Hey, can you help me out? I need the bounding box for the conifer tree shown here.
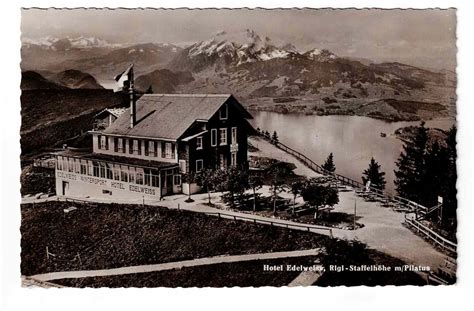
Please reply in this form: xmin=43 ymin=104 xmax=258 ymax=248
xmin=362 ymin=158 xmax=386 ymax=190
xmin=394 ymin=122 xmax=429 ymax=203
xmin=271 ymin=131 xmax=279 ymax=144
xmin=322 ymin=153 xmax=336 ymax=173
xmin=441 ymin=125 xmax=457 ymax=226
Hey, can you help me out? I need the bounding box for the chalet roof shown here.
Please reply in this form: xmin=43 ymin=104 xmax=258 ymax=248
xmin=103 ymin=94 xmax=252 ymax=140
xmin=95 ymin=107 xmax=127 ymax=118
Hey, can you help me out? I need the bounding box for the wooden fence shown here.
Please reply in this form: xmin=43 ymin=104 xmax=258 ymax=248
xmin=202 ymin=210 xmax=334 ymax=237
xmin=258 ymin=134 xmax=458 ymax=254
xmin=262 ymin=135 xmax=429 ymax=214
xmin=61 ymin=197 xmax=334 ymax=237
xmin=404 ymin=217 xmax=457 ymax=254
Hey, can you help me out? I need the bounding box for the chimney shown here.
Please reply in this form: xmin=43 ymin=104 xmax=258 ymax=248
xmin=129 ymin=87 xmax=136 ymax=128
xmin=129 ymin=66 xmax=136 ymax=128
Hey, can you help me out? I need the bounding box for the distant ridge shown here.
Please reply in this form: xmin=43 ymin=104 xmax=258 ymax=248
xmin=21 ymin=71 xmax=67 ymax=90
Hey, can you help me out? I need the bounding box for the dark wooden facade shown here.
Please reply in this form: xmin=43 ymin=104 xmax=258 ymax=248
xmin=178 ymin=97 xmax=251 ymax=174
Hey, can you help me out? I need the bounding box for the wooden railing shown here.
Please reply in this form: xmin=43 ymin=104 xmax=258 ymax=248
xmin=404 ymin=217 xmax=457 ymax=254
xmin=261 ymin=134 xmax=458 ymax=255
xmin=59 ymin=197 xmax=334 ymax=237
xmin=260 ymin=134 xmax=429 ymax=214
xmin=202 ymin=210 xmax=334 ymax=237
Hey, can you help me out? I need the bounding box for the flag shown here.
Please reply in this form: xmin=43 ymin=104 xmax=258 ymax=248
xmin=113 ymin=64 xmax=134 ymax=92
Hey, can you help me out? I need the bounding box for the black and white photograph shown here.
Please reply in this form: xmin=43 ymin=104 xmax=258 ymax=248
xmin=12 ymin=6 xmax=462 ymax=289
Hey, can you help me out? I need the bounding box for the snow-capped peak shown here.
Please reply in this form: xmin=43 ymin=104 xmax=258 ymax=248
xmin=187 ymin=29 xmax=294 ymax=64
xmin=22 ymin=36 xmax=121 ymax=49
xmin=183 ymin=30 xmax=338 ymax=67
xmin=304 ymin=48 xmax=337 ymax=62
xmin=281 ymin=43 xmax=300 ymax=54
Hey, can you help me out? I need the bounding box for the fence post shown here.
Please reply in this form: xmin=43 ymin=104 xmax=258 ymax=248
xmin=77 ymin=252 xmax=82 ymax=266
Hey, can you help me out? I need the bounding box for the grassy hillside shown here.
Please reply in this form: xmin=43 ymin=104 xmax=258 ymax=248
xmin=20 ymin=89 xmax=128 ymax=155
xmin=21 ymin=201 xmax=329 ymax=276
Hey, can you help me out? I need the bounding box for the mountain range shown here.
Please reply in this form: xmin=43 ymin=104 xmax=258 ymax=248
xmin=21 ymin=69 xmax=103 ymax=90
xmin=21 ymin=30 xmax=456 ymax=121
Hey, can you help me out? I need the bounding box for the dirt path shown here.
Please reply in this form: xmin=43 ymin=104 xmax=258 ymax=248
xmin=29 ymin=249 xmax=321 ymax=282
xmin=249 ymin=136 xmax=321 ymax=177
xmin=288 ymin=258 xmax=324 ymax=286
xmin=22 ymin=136 xmax=448 ymax=272
xmin=250 ymin=136 xmax=448 ymax=270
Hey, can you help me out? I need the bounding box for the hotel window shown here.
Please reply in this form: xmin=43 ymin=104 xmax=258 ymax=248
xmin=117 ymin=138 xmax=124 ymax=153
xmin=68 ymin=158 xmax=74 ymax=173
xmin=220 ymin=104 xmax=228 ymax=120
xmin=57 ymin=156 xmax=62 ymax=170
xmin=136 ymin=169 xmax=144 ymax=185
xmin=114 ymin=165 xmax=120 ymax=181
xmin=151 ymin=171 xmax=160 ymax=187
xmin=75 ymin=159 xmax=81 ymax=173
xmin=128 ymin=167 xmax=135 ymax=184
xmin=231 ymin=152 xmax=237 ymax=167
xmin=171 ymin=143 xmax=176 ymax=159
xmin=211 ymin=129 xmax=217 ymax=146
xmin=220 ymin=128 xmax=227 ymax=145
xmin=99 ymin=135 xmax=108 ymax=150
xmin=196 ymin=136 xmax=203 ymax=150
xmin=231 ymin=127 xmax=237 ymax=144
xmin=196 ymin=159 xmax=203 ymax=172
xmin=144 ymin=169 xmax=151 ymax=186
xmin=93 ymin=162 xmax=100 ymax=177
xmin=132 ymin=139 xmax=140 ymax=155
xmin=161 ymin=142 xmax=166 ymax=158
xmin=99 ymin=163 xmax=106 ymax=178
xmin=129 ymin=139 xmax=133 ymax=154
xmin=88 ymin=161 xmax=93 ymax=176
xmin=148 ymin=141 xmax=156 ymax=157
xmin=174 ymin=175 xmax=181 ymax=186
xmin=80 ymin=161 xmax=87 ymax=175
xmin=120 ymin=166 xmax=129 ymax=182
xmin=165 ymin=142 xmax=172 ymax=158
xmin=106 ymin=164 xmax=113 ymax=179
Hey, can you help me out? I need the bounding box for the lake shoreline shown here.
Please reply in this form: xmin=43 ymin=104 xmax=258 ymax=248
xmin=244 ymin=96 xmax=453 ymax=123
xmin=250 ymin=111 xmax=455 ymax=193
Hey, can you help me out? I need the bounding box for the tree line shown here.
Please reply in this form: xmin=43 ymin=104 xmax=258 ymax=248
xmin=183 ymin=162 xmax=339 ymax=222
xmin=394 ymin=122 xmax=457 ymax=229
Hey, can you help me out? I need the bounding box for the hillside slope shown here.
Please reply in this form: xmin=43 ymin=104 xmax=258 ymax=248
xmin=48 ymin=69 xmax=104 ymax=89
xmin=20 ymin=89 xmax=128 ymax=154
xmin=20 ymin=71 xmax=67 ymax=90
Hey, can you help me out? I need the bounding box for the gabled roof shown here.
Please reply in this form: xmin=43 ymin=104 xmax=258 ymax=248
xmin=103 ymin=94 xmax=252 ymax=140
xmin=95 ymin=107 xmax=127 ymax=118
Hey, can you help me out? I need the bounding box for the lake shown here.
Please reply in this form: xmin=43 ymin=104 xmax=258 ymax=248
xmin=250 ymin=111 xmax=455 ymax=194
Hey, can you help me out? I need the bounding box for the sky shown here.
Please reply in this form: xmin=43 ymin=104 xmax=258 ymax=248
xmin=21 ymin=8 xmax=457 ymax=71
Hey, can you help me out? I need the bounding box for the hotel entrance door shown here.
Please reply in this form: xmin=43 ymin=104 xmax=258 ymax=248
xmin=166 ymin=174 xmax=173 ymax=195
xmin=62 ymin=181 xmax=69 ymax=196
